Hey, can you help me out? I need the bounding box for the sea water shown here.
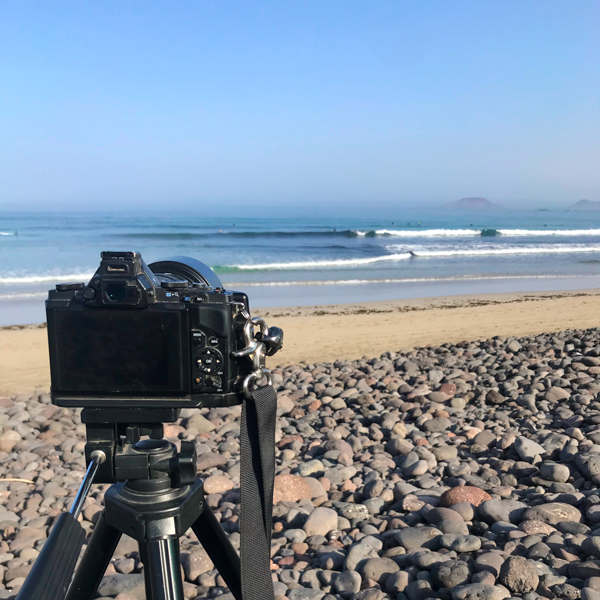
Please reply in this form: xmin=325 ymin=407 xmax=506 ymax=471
xmin=1 ymin=206 xmax=600 ymax=325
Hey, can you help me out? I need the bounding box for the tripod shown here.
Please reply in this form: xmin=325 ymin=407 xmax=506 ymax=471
xmin=18 ymin=408 xmax=251 ymax=600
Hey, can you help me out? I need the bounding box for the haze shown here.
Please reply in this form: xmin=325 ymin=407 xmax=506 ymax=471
xmin=1 ymin=1 xmax=599 ymax=210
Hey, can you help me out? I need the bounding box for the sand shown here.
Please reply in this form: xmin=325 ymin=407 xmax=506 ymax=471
xmin=1 ymin=288 xmax=600 ymax=395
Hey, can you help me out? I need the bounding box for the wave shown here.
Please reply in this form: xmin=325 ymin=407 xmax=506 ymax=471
xmin=0 ymin=272 xmax=94 ymax=284
xmin=0 ymin=232 xmax=16 ymax=236
xmin=113 ymin=227 xmax=600 ymax=240
xmin=219 ymin=244 xmax=600 ymax=271
xmin=116 ymin=230 xmax=362 ymax=240
xmin=2 ymin=274 xmax=598 ymax=299
xmin=230 ymin=274 xmax=600 ymax=286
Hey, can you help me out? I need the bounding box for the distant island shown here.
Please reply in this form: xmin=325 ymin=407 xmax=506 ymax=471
xmin=567 ymin=199 xmax=600 ymax=212
xmin=448 ymin=197 xmax=503 ymax=210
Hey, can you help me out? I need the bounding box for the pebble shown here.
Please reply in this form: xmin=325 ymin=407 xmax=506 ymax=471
xmin=9 ymin=329 xmax=600 ymax=599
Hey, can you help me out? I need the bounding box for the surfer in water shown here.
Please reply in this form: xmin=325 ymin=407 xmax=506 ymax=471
xmin=408 ymin=250 xmax=417 ymax=257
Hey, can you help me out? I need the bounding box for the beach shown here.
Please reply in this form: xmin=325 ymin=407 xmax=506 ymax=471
xmin=2 ymin=288 xmax=599 ymax=395
xmin=4 ymin=291 xmax=600 ymax=598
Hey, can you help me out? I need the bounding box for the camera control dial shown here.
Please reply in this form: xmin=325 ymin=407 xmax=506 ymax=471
xmin=196 ymin=348 xmax=223 ymax=375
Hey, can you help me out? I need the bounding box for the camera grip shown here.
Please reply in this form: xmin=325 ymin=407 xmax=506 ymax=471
xmin=17 ymin=512 xmax=85 ymax=600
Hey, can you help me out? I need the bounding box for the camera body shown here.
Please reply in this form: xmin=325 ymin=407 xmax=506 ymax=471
xmin=47 ymin=251 xmax=252 ymax=408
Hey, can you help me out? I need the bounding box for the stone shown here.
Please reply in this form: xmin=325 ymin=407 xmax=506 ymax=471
xmin=333 ymin=570 xmax=361 ymax=595
xmin=452 ymin=584 xmax=510 ymax=600
xmin=515 ymin=437 xmax=546 ymax=461
xmin=303 ymin=507 xmax=338 ymax=537
xmin=522 ymin=502 xmax=581 ymax=525
xmin=539 ymin=462 xmax=570 ymax=483
xmin=187 ymin=414 xmax=215 ymax=433
xmin=498 ymin=556 xmax=540 ymax=594
xmin=273 ymin=474 xmax=313 ymax=503
xmin=546 ymin=386 xmax=570 ymax=401
xmin=440 ymin=534 xmax=481 ymax=553
xmin=97 ymin=574 xmax=145 ymax=599
xmin=396 ymin=526 xmax=442 ymax=551
xmin=486 ymin=390 xmax=506 ymax=405
xmin=203 ymin=475 xmax=234 ymax=495
xmin=180 ymin=549 xmax=214 ymax=581
xmin=478 ymin=500 xmax=527 ymax=524
xmin=440 ymin=486 xmax=492 ymax=507
xmin=432 ymin=560 xmax=471 ymax=589
xmin=362 ymin=557 xmax=400 ymax=584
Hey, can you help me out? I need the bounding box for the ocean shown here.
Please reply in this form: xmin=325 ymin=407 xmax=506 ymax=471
xmin=1 ymin=206 xmax=600 ymax=326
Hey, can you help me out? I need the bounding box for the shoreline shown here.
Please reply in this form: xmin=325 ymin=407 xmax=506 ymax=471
xmin=3 ymin=273 xmax=600 ymax=328
xmin=1 ymin=288 xmax=600 ymax=395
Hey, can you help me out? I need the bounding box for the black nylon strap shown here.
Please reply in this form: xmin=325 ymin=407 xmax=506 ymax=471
xmin=239 ymin=384 xmax=277 ymax=600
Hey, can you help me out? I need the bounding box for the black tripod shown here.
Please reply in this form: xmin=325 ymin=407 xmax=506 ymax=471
xmin=17 ymin=408 xmax=252 ymax=600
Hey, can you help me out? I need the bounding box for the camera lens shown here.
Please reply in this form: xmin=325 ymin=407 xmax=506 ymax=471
xmin=105 ymin=283 xmax=126 ymax=303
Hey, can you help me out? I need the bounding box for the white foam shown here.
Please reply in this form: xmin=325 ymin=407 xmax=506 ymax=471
xmin=229 ymin=244 xmax=600 ymax=270
xmin=231 ymin=253 xmax=413 ymax=270
xmin=353 ymin=228 xmax=600 ymax=238
xmin=498 ymin=229 xmax=600 ymax=236
xmin=371 ymin=229 xmax=480 ymax=237
xmin=0 ymin=232 xmax=15 ymax=236
xmin=230 ymin=274 xmax=600 ymax=286
xmin=414 ymin=245 xmax=600 ymax=258
xmin=0 ymin=272 xmax=94 ymax=284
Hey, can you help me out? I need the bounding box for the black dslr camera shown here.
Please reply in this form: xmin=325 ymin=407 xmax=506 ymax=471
xmin=46 ymin=251 xmax=281 ymax=409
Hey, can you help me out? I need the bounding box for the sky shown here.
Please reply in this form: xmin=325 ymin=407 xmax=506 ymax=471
xmin=1 ymin=1 xmax=599 ymax=210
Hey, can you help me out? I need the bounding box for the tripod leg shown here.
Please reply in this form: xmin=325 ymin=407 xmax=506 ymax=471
xmin=191 ymin=507 xmax=242 ymax=600
xmin=138 ymin=542 xmax=153 ymax=600
xmin=143 ymin=537 xmax=184 ymax=600
xmin=65 ymin=512 xmax=122 ymax=600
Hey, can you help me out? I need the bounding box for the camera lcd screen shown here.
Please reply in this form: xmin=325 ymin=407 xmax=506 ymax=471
xmin=52 ymin=309 xmax=184 ymax=394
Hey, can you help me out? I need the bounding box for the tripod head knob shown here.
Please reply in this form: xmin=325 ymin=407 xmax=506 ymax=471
xmin=177 ymin=441 xmax=197 ymax=485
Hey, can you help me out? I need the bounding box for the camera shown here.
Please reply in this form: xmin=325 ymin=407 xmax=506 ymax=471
xmin=46 ymin=250 xmax=270 ymax=409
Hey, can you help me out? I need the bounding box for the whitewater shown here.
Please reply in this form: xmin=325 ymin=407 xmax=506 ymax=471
xmin=3 ymin=208 xmax=600 ymax=321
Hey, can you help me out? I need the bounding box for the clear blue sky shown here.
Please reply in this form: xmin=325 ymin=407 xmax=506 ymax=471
xmin=1 ymin=1 xmax=599 ymax=209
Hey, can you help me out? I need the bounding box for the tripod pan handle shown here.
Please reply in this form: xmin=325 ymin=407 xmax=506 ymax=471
xmin=17 ymin=512 xmax=86 ymax=600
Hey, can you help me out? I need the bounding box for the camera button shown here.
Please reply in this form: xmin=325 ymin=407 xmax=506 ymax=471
xmin=208 ymin=336 xmax=219 ymax=346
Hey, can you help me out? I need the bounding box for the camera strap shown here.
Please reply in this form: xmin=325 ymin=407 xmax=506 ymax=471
xmin=239 ymin=383 xmax=277 ymax=600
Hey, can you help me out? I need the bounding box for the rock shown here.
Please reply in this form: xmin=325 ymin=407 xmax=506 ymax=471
xmin=432 ymin=561 xmax=471 ymax=588
xmin=203 ymin=475 xmax=234 ymax=495
xmin=334 ymin=570 xmax=361 ymax=595
xmin=386 ymin=570 xmax=412 ymax=594
xmin=303 ymin=507 xmax=338 ymax=537
xmin=546 ymin=386 xmax=570 ymax=401
xmin=519 ymin=520 xmax=556 ymax=535
xmin=273 ymin=474 xmax=313 ymax=503
xmin=577 ymin=454 xmax=600 ymax=483
xmin=344 ymin=542 xmax=379 ymax=571
xmin=362 ymin=557 xmax=400 ymax=584
xmin=474 ymin=553 xmax=505 ymax=577
xmin=539 ymin=462 xmax=570 ymax=483
xmin=440 ymin=534 xmax=481 ymax=553
xmin=515 ymin=436 xmax=546 ymax=461
xmin=452 ymin=584 xmax=510 ymax=600
xmin=180 ymin=549 xmax=214 ymax=581
xmin=287 ymin=589 xmax=325 ymax=600
xmin=522 ymin=502 xmax=581 ymax=525
xmin=507 ymin=340 xmax=522 ymax=352
xmin=396 ymin=526 xmax=442 ymax=551
xmin=186 ymin=413 xmax=216 ymax=433
xmin=97 ymin=574 xmax=145 ymax=599
xmin=440 ymin=486 xmax=492 ymax=507
xmin=478 ymin=500 xmax=527 ymax=524
xmin=486 ymin=390 xmax=506 ymax=405
xmin=498 ymin=556 xmax=540 ymax=594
